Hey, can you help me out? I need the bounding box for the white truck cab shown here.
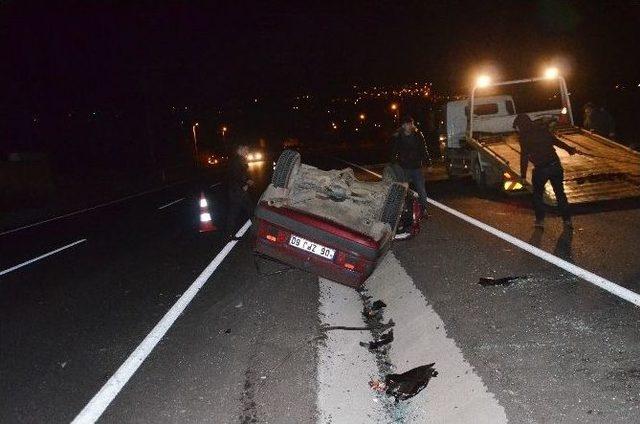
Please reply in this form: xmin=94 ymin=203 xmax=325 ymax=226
xmin=446 ymin=95 xmax=516 ymax=149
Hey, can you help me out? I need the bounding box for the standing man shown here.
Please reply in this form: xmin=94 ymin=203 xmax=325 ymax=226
xmin=225 ymin=143 xmax=254 ymax=239
xmin=391 ymin=115 xmax=429 ymax=213
xmin=583 ymin=102 xmax=616 ymax=138
xmin=513 ymin=114 xmax=577 ymax=229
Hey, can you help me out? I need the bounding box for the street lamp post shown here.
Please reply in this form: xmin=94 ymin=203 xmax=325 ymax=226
xmin=192 ymin=123 xmax=199 ymax=162
xmin=390 ymin=103 xmax=399 ymax=122
xmin=221 ymin=126 xmax=228 ymax=144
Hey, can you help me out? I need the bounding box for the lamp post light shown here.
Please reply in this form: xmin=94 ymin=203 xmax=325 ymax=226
xmin=221 ymin=125 xmax=228 ymax=143
xmin=192 ymin=122 xmax=199 ymax=160
xmin=390 ymin=103 xmax=399 ymax=122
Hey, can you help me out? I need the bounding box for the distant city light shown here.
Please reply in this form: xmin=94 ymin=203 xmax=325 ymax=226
xmin=359 ymin=113 xmax=366 ymax=120
xmin=390 ymin=103 xmax=398 ymax=111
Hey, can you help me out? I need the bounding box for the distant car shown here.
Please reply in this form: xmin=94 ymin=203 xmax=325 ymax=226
xmin=253 ymin=150 xmax=421 ymax=288
xmin=246 ymin=148 xmax=265 ymax=162
xmin=282 ymin=137 xmax=301 ymax=150
xmin=207 ymin=153 xmax=227 ymax=166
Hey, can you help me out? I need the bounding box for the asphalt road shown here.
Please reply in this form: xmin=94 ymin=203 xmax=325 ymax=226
xmin=1 ymin=151 xmax=639 ymax=423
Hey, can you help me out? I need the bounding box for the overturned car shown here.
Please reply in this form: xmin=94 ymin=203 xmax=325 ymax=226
xmin=253 ymin=150 xmax=421 ymax=287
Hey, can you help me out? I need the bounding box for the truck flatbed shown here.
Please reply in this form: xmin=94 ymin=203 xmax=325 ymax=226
xmin=473 ymin=127 xmax=640 ymax=205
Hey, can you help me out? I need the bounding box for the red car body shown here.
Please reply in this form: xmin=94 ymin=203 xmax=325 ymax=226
xmin=254 ymin=202 xmax=394 ymax=288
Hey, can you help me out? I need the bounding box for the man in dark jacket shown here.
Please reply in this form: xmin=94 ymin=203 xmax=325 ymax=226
xmin=391 ymin=115 xmax=430 ymax=212
xmin=583 ymin=102 xmax=615 ymax=138
xmin=513 ymin=114 xmax=577 ymax=229
xmin=225 ymin=143 xmax=254 ymax=238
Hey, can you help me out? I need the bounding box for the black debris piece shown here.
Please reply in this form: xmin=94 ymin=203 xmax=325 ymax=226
xmin=371 ymin=300 xmax=387 ymax=310
xmin=385 ymin=363 xmax=438 ymax=402
xmin=478 ymin=276 xmax=527 ymax=287
xmin=360 ymin=330 xmax=394 ymax=350
xmin=322 ymin=319 xmax=395 ymax=332
xmin=224 ymin=329 xmax=232 ymax=334
xmin=362 ymin=299 xmax=387 ymax=318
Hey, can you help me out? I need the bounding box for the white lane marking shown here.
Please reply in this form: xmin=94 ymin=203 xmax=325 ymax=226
xmin=71 ymin=219 xmax=252 ymax=424
xmin=316 ymin=278 xmax=387 ymax=423
xmin=0 ymin=180 xmax=188 ymax=237
xmin=365 ymin=253 xmax=507 ymax=423
xmin=0 ymin=239 xmax=87 ymax=277
xmin=234 ymin=219 xmax=252 ymax=238
xmin=428 ymin=198 xmax=640 ymax=307
xmin=337 ymin=158 xmax=640 ymax=308
xmin=157 ymin=197 xmax=185 ymax=210
xmin=210 ymin=182 xmax=222 ymax=188
xmin=337 ymin=158 xmax=383 ymax=179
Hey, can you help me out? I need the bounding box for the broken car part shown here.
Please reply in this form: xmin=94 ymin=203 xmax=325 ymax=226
xmin=385 ymin=363 xmax=439 ymax=402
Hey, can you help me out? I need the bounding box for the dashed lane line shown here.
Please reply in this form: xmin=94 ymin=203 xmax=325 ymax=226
xmin=0 ymin=239 xmax=87 ymax=277
xmin=335 ymin=158 xmax=640 ymax=308
xmin=71 ymin=220 xmax=252 ymax=424
xmin=157 ymin=197 xmax=185 ymax=210
xmin=0 ymin=180 xmax=189 ymax=237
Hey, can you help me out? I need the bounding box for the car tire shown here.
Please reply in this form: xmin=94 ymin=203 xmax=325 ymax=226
xmin=272 ymin=150 xmax=300 ymax=189
xmin=382 ymin=163 xmax=405 ymax=183
xmin=380 ymin=183 xmax=406 ymax=229
xmin=473 ymin=159 xmax=488 ymax=189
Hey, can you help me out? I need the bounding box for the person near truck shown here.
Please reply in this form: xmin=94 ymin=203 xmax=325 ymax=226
xmin=583 ymin=102 xmax=615 ymax=138
xmin=225 ymin=142 xmax=254 ymax=239
xmin=391 ymin=115 xmax=430 ymax=214
xmin=513 ymin=113 xmax=577 ymax=229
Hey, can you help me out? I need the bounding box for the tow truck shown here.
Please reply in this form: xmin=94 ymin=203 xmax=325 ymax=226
xmin=444 ymin=69 xmax=640 ymax=204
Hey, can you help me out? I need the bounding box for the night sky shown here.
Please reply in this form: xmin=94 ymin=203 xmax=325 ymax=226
xmin=4 ymin=0 xmax=639 ymax=113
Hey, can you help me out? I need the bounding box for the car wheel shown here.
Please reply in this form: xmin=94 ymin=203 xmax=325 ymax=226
xmin=382 ymin=163 xmax=405 ymax=183
xmin=380 ymin=183 xmax=406 ymax=229
xmin=272 ymin=150 xmax=300 ymax=189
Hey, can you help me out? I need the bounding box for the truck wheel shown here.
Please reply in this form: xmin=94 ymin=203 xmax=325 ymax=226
xmin=472 ymin=159 xmax=488 ymax=189
xmin=272 ymin=150 xmax=300 ymax=189
xmin=381 ymin=183 xmax=406 ymax=229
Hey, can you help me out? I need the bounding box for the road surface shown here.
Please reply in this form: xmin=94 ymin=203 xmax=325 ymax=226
xmin=2 ymin=152 xmax=639 ymax=423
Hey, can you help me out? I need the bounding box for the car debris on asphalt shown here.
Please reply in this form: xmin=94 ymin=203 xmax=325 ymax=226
xmin=320 ymin=319 xmax=395 ymax=332
xmin=360 ymin=329 xmax=394 ymax=350
xmin=362 ymin=299 xmax=387 ymax=318
xmin=478 ymin=275 xmax=528 ymax=287
xmin=384 ymin=363 xmax=439 ymax=402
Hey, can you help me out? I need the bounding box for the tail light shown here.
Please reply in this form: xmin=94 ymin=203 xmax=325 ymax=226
xmin=411 ymin=197 xmax=422 ymax=222
xmin=335 ymin=251 xmax=366 ymax=273
xmin=257 ymin=222 xmax=289 ymax=243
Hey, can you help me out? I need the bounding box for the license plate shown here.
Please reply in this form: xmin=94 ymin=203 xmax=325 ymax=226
xmin=289 ymin=234 xmax=336 ymax=260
